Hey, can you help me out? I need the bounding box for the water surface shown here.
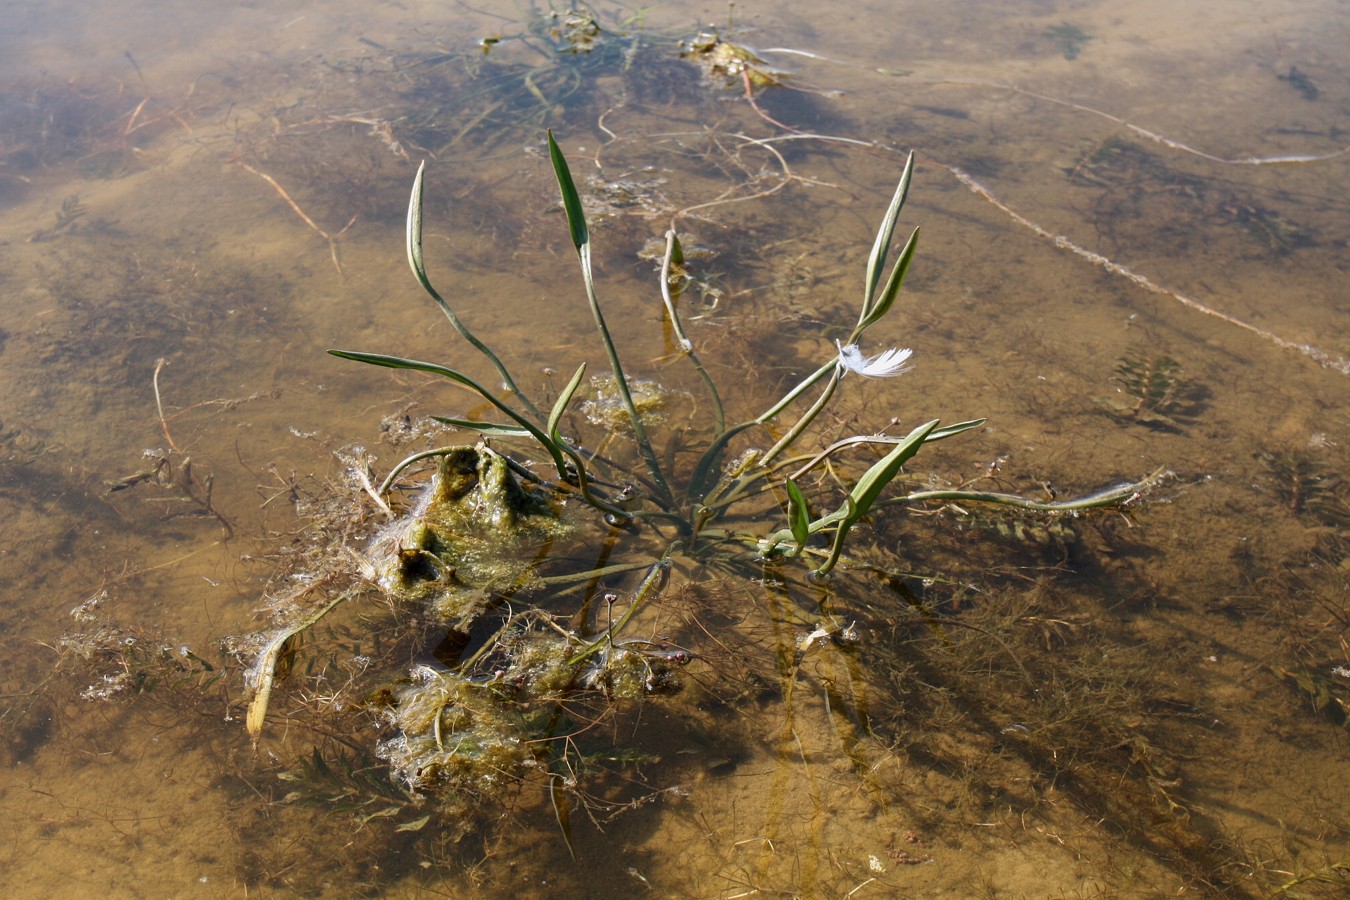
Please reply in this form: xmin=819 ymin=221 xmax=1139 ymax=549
xmin=1 ymin=1 xmax=1347 ymax=896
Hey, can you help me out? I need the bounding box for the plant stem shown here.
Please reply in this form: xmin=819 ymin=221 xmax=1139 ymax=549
xmin=577 ymin=241 xmax=674 ymax=503
xmin=547 ymin=131 xmax=674 ymax=503
xmin=759 ymin=367 xmax=843 ymax=465
xmin=407 ymin=162 xmax=543 ymax=421
xmin=565 ymin=557 xmax=673 ymax=665
xmin=659 ymin=230 xmax=726 ymax=434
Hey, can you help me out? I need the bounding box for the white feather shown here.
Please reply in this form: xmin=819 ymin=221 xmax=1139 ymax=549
xmin=836 ymin=341 xmax=914 ymax=378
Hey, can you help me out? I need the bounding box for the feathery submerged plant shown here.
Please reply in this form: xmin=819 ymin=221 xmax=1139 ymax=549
xmin=244 ymin=131 xmax=1162 ymax=830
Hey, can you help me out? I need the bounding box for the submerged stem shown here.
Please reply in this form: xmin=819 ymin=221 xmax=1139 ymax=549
xmin=565 ymin=557 xmax=673 ymax=665
xmin=659 ymin=230 xmax=726 ymax=435
xmin=759 ymin=367 xmax=843 ymax=465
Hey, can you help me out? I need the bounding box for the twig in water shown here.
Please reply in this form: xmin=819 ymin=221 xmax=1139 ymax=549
xmin=1000 ymin=82 xmax=1350 ymax=166
xmin=239 ymin=162 xmax=355 ymax=277
xmin=741 ymin=68 xmax=801 ymax=134
xmin=756 ymin=49 xmax=1350 ymax=166
xmin=943 ymin=165 xmax=1350 ymax=375
xmin=153 ymin=357 xmax=179 ymax=452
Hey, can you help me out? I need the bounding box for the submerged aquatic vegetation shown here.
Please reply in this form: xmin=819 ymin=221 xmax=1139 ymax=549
xmin=1277 ymin=65 xmax=1321 ymax=102
xmin=26 ymin=193 xmax=86 ymax=243
xmin=1097 ymin=351 xmax=1202 ymax=428
xmin=0 ymin=418 xmax=47 ymax=471
xmin=1043 ymin=23 xmax=1092 ymax=61
xmin=1224 ymin=200 xmax=1318 ymax=256
xmin=1259 ymin=449 xmax=1348 ymax=524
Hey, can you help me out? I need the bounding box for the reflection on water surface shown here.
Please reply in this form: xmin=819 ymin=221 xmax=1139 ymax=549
xmin=1 ymin=1 xmax=1347 ymax=896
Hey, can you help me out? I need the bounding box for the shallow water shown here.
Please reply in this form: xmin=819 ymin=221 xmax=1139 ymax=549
xmin=2 ymin=1 xmax=1347 ymax=896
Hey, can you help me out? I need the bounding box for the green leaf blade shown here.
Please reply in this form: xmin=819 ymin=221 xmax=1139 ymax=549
xmin=428 ymin=417 xmax=533 ymax=439
xmin=547 ymin=130 xmax=589 ymax=252
xmin=547 ymin=362 xmax=588 ymax=442
xmin=328 ymin=349 xmax=571 ymax=481
xmin=809 ymin=418 xmax=940 ymax=576
xmin=862 ymin=151 xmax=915 ymax=316
xmin=922 ymin=418 xmax=986 ymax=442
xmin=406 ymin=160 xmax=431 ymax=289
xmin=845 ymin=418 xmax=941 ymax=522
xmin=856 ymin=226 xmax=919 ymax=336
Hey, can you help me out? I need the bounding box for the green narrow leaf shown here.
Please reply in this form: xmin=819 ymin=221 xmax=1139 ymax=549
xmin=688 ymin=420 xmax=759 ymax=501
xmin=862 ymin=151 xmax=915 ymax=315
xmin=428 ymin=417 xmax=533 ymax=439
xmin=813 ymin=419 xmax=940 ymax=576
xmin=899 ymin=466 xmax=1168 ymax=511
xmin=925 ymin=418 xmax=986 ymax=442
xmin=844 ymin=419 xmax=940 ymax=521
xmin=856 ymin=226 xmax=919 ymax=336
xmin=395 ymin=814 xmax=432 ymax=833
xmin=357 ymin=807 xmax=403 ymax=826
xmin=547 ymin=362 xmax=588 ymax=441
xmin=547 ymin=130 xmax=589 ymax=251
xmin=545 ymin=133 xmax=674 ymax=503
xmin=402 ymin=161 xmax=539 ymax=417
xmin=329 ymin=349 xmax=494 ymax=398
xmin=181 ymin=648 xmax=215 ymax=671
xmin=328 ymin=349 xmax=571 ymax=481
xmin=406 ymin=161 xmax=431 ymax=288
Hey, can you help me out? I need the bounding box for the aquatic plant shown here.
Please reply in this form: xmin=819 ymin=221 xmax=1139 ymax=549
xmin=339 ymin=135 xmax=1152 ymax=565
xmin=243 ymin=132 xmax=1161 ymax=832
xmin=1043 ymin=23 xmax=1092 ymax=61
xmin=1097 ymin=351 xmax=1199 ymax=429
xmin=1260 ymin=449 xmax=1348 ymax=524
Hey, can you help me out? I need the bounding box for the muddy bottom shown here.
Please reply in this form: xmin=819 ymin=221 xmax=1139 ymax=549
xmin=1 ymin=1 xmax=1347 ymax=897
